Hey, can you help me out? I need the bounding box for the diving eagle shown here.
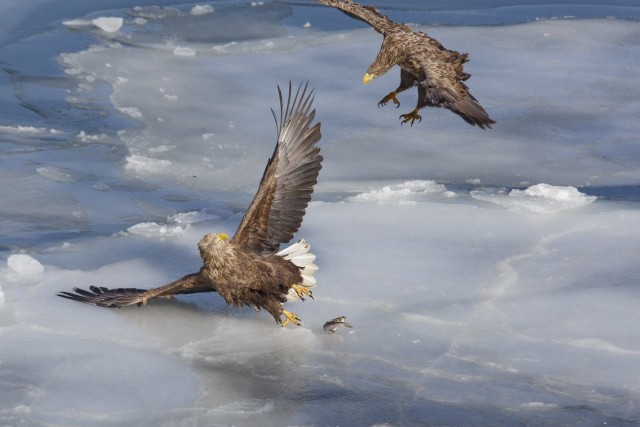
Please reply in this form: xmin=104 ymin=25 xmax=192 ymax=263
xmin=317 ymin=0 xmax=495 ymax=128
xmin=58 ymin=83 xmax=323 ymax=327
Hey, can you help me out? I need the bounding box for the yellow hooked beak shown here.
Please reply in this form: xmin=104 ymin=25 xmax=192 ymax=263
xmin=362 ymin=73 xmax=376 ymax=84
xmin=218 ymin=233 xmax=229 ymax=241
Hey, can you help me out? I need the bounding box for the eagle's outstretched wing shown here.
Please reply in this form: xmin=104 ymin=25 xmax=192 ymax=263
xmin=230 ymin=82 xmax=322 ymax=255
xmin=57 ymin=272 xmax=211 ymax=307
xmin=412 ymin=48 xmax=495 ymax=129
xmin=316 ymin=0 xmax=401 ymax=35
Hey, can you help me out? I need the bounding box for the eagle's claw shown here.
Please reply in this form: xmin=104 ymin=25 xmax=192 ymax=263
xmin=281 ymin=309 xmax=302 ymax=327
xmin=378 ymin=91 xmax=400 ymax=108
xmin=292 ymin=284 xmax=313 ymax=301
xmin=400 ymin=109 xmax=422 ymax=126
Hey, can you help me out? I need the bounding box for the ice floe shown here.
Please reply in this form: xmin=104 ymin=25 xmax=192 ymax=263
xmin=346 ymin=180 xmax=447 ymax=204
xmin=7 ymin=254 xmax=44 ymax=276
xmin=471 ymin=183 xmax=597 ymax=213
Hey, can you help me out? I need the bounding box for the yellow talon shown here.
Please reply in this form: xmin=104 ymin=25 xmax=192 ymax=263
xmin=400 ymin=108 xmax=423 ymax=126
xmin=281 ymin=309 xmax=302 ymax=327
xmin=292 ymin=284 xmax=313 ymax=301
xmin=378 ymin=91 xmax=400 ymax=108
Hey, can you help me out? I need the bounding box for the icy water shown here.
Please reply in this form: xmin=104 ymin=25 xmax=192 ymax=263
xmin=1 ymin=1 xmax=640 ymax=426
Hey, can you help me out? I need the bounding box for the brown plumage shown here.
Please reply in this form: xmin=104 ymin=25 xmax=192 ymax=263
xmin=58 ymin=83 xmax=323 ymax=327
xmin=317 ymin=0 xmax=495 ymax=128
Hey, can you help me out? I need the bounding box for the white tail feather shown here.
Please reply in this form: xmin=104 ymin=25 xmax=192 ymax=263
xmin=301 ymin=263 xmax=318 ymax=275
xmin=289 ymin=253 xmax=316 ymax=267
xmin=277 ymin=239 xmax=309 ymax=257
xmin=302 ymin=275 xmax=316 ymax=287
xmin=278 ymin=239 xmax=318 ymax=302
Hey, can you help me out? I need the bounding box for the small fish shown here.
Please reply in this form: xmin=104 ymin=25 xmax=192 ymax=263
xmin=323 ymin=316 xmax=353 ymax=333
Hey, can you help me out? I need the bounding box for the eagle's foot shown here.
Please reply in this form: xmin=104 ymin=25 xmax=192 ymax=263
xmin=400 ymin=108 xmax=422 ymax=126
xmin=281 ymin=309 xmax=302 ymax=327
xmin=378 ymin=91 xmax=400 ymax=108
xmin=292 ymin=284 xmax=313 ymax=301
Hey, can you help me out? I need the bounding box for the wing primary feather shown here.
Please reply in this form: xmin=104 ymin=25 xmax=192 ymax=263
xmin=231 ymin=81 xmax=323 ymax=255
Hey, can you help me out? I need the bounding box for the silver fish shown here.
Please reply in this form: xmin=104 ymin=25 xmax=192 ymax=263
xmin=323 ymin=316 xmax=353 ymax=333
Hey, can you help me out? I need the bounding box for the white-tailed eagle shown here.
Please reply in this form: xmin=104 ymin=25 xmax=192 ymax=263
xmin=318 ymin=0 xmax=495 ymax=128
xmin=58 ymin=83 xmax=323 ymax=327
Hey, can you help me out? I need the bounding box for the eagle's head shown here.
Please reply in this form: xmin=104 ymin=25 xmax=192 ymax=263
xmin=198 ymin=232 xmax=229 ymax=259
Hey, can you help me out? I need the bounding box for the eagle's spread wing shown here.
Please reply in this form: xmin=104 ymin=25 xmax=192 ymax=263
xmin=57 ymin=272 xmax=211 ymax=307
xmin=316 ymin=0 xmax=401 ymax=35
xmin=412 ymin=44 xmax=495 ymax=129
xmin=231 ymin=83 xmax=322 ymax=255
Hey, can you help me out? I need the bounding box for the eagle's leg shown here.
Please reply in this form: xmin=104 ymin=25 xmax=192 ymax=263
xmin=291 ymin=284 xmax=313 ymax=301
xmin=281 ymin=308 xmax=302 ymax=327
xmin=379 ymin=69 xmax=418 ymax=109
xmin=377 ymin=91 xmax=399 ymax=108
xmin=400 ymin=108 xmax=423 ymax=126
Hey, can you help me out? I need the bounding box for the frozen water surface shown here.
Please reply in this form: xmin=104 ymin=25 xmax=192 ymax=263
xmin=1 ymin=1 xmax=640 ymax=426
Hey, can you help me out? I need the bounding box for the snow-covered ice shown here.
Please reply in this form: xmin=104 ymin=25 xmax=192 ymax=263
xmin=7 ymin=254 xmax=45 ymax=276
xmin=91 ymin=17 xmax=124 ymax=33
xmin=1 ymin=0 xmax=640 ymax=426
xmin=472 ymin=183 xmax=597 ymax=213
xmin=63 ymin=17 xmax=124 ymax=33
xmin=346 ymin=180 xmax=448 ymax=204
xmin=190 ymin=5 xmax=215 ymax=16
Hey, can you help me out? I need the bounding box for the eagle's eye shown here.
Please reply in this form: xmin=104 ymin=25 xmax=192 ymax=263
xmin=218 ymin=233 xmax=229 ymax=241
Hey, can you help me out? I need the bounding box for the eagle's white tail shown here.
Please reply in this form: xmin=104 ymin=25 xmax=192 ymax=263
xmin=277 ymin=239 xmax=318 ymax=302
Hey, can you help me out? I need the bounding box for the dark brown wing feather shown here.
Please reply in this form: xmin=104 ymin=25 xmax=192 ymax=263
xmin=57 ymin=272 xmax=212 ymax=307
xmin=409 ymin=37 xmax=496 ymax=129
xmin=316 ymin=0 xmax=401 ymax=34
xmin=446 ymin=92 xmax=495 ymax=129
xmin=231 ymin=82 xmax=322 ymax=255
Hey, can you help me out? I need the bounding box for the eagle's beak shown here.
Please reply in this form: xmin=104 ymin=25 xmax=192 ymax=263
xmin=362 ymin=73 xmax=376 ymax=84
xmin=219 ymin=233 xmax=229 ymax=241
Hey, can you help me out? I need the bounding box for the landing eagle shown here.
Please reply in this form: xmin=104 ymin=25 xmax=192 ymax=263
xmin=317 ymin=0 xmax=495 ymax=128
xmin=58 ymin=83 xmax=323 ymax=327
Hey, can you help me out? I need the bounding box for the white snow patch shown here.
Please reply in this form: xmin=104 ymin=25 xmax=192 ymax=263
xmin=117 ymin=107 xmax=142 ymax=119
xmin=62 ymin=19 xmax=93 ymax=30
xmin=0 ymin=125 xmax=58 ymax=135
xmin=169 ymin=211 xmax=220 ymax=224
xmin=148 ymin=145 xmax=176 ymax=153
xmin=303 ymin=21 xmax=312 ymax=29
xmin=91 ymin=17 xmax=124 ymax=33
xmin=126 ymin=222 xmax=185 ymax=238
xmin=190 ymin=5 xmax=215 ymax=15
xmin=76 ymin=131 xmax=107 ymax=143
xmin=64 ymin=17 xmax=123 ymax=33
xmin=7 ymin=254 xmax=45 ymax=276
xmin=346 ymin=180 xmax=447 ymax=204
xmin=173 ymin=46 xmax=196 ymax=57
xmin=125 ymin=154 xmax=172 ymax=175
xmin=471 ymin=183 xmax=596 ymax=213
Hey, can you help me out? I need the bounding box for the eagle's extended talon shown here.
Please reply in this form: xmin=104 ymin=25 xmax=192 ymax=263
xmin=281 ymin=309 xmax=302 ymax=327
xmin=400 ymin=109 xmax=422 ymax=126
xmin=292 ymin=284 xmax=313 ymax=301
xmin=378 ymin=91 xmax=400 ymax=108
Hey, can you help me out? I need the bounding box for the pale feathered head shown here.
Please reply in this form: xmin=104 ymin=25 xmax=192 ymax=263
xmin=198 ymin=232 xmax=228 ymax=259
